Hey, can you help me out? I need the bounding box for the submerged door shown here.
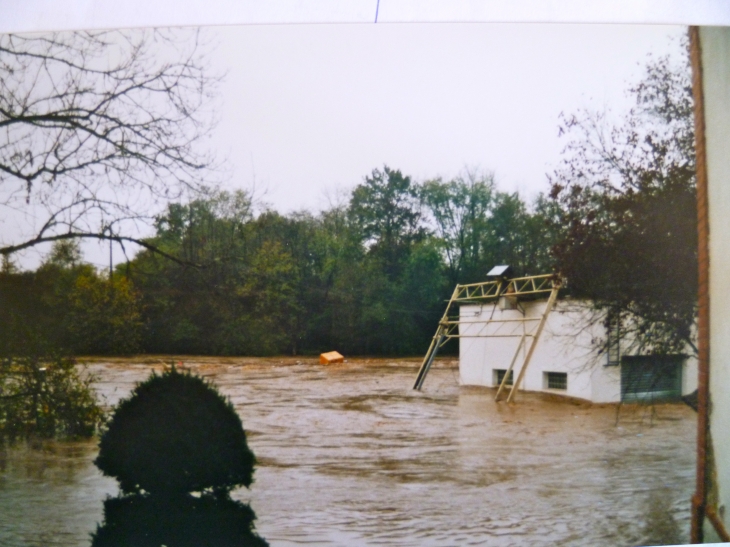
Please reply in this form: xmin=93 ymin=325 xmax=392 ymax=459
xmin=620 ymin=355 xmax=684 ymax=402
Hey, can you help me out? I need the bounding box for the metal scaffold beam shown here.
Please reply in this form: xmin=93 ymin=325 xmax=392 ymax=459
xmin=502 ymin=284 xmax=560 ymax=402
xmin=413 ymin=273 xmax=562 ymax=396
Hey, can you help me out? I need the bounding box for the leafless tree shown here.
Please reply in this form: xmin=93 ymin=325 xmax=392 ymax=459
xmin=0 ymin=28 xmax=221 ymax=262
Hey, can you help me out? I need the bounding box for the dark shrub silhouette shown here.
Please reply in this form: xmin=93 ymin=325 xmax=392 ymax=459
xmin=94 ymin=367 xmax=256 ymax=494
xmin=91 ymin=493 xmax=269 ymax=547
xmin=93 ymin=367 xmax=267 ymax=545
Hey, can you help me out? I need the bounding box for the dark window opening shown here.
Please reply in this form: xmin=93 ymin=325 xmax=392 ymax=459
xmin=606 ymin=317 xmax=620 ymax=366
xmin=620 ymin=355 xmax=683 ymax=402
xmin=546 ymin=371 xmax=568 ymax=390
xmin=494 ymin=369 xmax=513 ymax=386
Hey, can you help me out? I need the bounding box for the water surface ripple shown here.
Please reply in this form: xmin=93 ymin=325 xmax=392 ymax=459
xmin=0 ymin=357 xmax=695 ymax=546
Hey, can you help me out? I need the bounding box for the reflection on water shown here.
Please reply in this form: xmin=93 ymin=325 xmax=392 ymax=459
xmin=91 ymin=494 xmax=268 ymax=547
xmin=0 ymin=439 xmax=117 ymax=546
xmin=0 ymin=358 xmax=695 ymax=546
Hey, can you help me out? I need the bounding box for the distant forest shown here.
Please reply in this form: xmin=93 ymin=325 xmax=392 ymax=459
xmin=0 ymin=167 xmax=559 ymax=357
xmin=0 ymin=32 xmax=696 ymax=361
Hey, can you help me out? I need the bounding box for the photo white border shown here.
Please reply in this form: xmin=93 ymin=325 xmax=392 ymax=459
xmin=1 ymin=0 xmax=729 ymax=34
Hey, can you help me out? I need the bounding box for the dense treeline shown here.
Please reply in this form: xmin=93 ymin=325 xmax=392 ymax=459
xmin=0 ymin=242 xmax=142 ymax=357
xmin=0 ymin=167 xmax=556 ymax=357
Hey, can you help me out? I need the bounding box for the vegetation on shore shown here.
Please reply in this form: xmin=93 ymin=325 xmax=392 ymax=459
xmin=0 ymin=354 xmax=104 ymax=440
xmin=1 ymin=171 xmax=555 ymax=358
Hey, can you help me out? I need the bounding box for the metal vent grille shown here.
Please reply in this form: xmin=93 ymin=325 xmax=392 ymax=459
xmin=620 ymin=355 xmax=683 ymax=402
xmin=494 ymin=369 xmax=513 ymax=386
xmin=607 ymin=318 xmax=621 ymax=366
xmin=546 ymin=372 xmax=567 ymax=390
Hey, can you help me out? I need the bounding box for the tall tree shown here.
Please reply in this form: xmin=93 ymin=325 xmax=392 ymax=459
xmin=348 ymin=166 xmax=423 ymax=278
xmin=421 ymin=170 xmax=556 ymax=285
xmin=130 ymin=191 xmax=253 ymax=355
xmin=0 ymin=29 xmax=220 ymax=260
xmin=420 ymin=169 xmax=495 ymax=285
xmin=549 ymin=41 xmax=696 ymax=355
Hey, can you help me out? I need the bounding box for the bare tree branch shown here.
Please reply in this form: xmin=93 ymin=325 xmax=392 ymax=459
xmin=1 ymin=232 xmax=195 ymax=267
xmin=0 ymin=28 xmax=222 ymax=261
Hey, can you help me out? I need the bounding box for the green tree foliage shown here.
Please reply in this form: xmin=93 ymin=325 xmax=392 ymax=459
xmin=421 ymin=169 xmax=557 ymax=285
xmin=349 ymin=166 xmax=424 ymax=278
xmin=131 ymin=193 xmax=310 ymax=355
xmin=0 ymin=355 xmax=104 ymax=439
xmin=153 ymin=190 xmax=253 ymax=265
xmin=47 ymin=240 xmax=83 ymax=269
xmin=2 ymin=170 xmax=558 ymax=358
xmin=66 ymin=274 xmax=143 ymax=355
xmin=0 ymin=241 xmax=143 ymax=356
xmin=420 ymin=169 xmax=495 ymax=285
xmin=549 ymin=43 xmax=696 ymax=355
xmin=482 ymin=191 xmax=543 ymax=277
xmin=0 ymin=242 xmax=110 ymax=440
xmin=235 ymin=239 xmax=301 ymax=354
xmin=333 ymin=167 xmax=453 ymax=354
xmin=0 ymin=267 xmax=63 ymax=355
xmin=95 ymin=368 xmax=256 ymax=495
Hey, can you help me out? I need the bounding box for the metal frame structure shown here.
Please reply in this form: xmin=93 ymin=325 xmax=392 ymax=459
xmin=413 ymin=273 xmax=562 ymax=403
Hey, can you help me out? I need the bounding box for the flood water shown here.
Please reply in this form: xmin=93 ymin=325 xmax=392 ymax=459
xmin=0 ymin=357 xmax=696 ymax=546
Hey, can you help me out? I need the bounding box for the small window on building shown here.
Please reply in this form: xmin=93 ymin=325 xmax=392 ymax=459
xmin=606 ymin=316 xmax=621 ymax=366
xmin=494 ymin=369 xmax=513 ymax=386
xmin=545 ymin=372 xmax=568 ymax=390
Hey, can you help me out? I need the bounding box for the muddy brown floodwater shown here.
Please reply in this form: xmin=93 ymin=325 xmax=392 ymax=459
xmin=0 ymin=357 xmax=695 ymax=546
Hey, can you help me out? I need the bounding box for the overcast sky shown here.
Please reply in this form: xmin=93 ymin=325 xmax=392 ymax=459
xmin=10 ymin=22 xmax=688 ymax=269
xmin=210 ymin=23 xmax=686 ymax=214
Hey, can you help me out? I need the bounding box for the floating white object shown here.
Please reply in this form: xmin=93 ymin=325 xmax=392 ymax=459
xmin=320 ymin=351 xmax=344 ymax=364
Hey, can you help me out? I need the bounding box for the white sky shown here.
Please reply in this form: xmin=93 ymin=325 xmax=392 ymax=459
xmin=6 ymin=22 xmax=688 ymax=269
xmin=210 ymin=23 xmax=686 ymax=215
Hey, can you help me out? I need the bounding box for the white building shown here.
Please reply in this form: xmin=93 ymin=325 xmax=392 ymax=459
xmin=459 ymin=298 xmax=698 ymax=404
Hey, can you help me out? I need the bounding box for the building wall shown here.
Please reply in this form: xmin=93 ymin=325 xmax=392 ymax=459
xmin=459 ymin=300 xmax=613 ymax=401
xmin=701 ymin=25 xmax=730 ymax=541
xmin=459 ymin=299 xmax=697 ymax=403
xmin=683 ymin=354 xmax=699 ymax=400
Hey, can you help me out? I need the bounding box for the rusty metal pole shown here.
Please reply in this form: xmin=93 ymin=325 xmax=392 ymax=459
xmin=689 ymin=25 xmax=710 ymax=545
